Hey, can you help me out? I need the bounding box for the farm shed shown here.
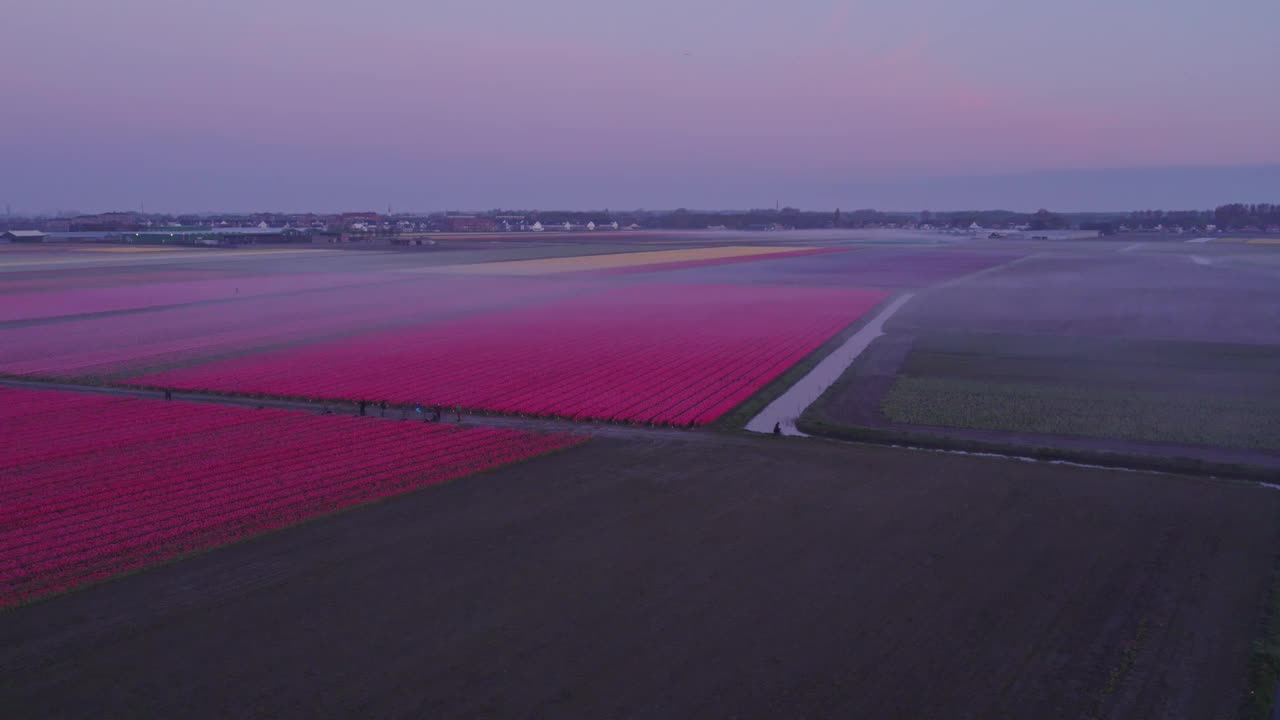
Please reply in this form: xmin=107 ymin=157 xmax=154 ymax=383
xmin=1 ymin=230 xmax=48 ymax=243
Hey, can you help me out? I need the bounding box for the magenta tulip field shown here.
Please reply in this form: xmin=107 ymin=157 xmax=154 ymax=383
xmin=0 ymin=271 xmax=384 ymax=323
xmin=0 ymin=387 xmax=582 ymax=607
xmin=0 ymin=275 xmax=589 ymax=377
xmin=132 ymin=283 xmax=888 ymax=426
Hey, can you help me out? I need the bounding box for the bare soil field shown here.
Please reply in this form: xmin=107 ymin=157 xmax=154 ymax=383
xmin=2 ymin=437 xmax=1276 ymax=719
xmin=805 ymin=246 xmax=1280 ymax=474
xmin=7 ymin=235 xmax=1280 ymax=717
xmin=886 ymin=251 xmax=1280 ymax=345
xmin=653 ymin=247 xmax=1020 ymax=288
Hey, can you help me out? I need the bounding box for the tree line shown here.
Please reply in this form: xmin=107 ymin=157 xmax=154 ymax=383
xmin=9 ymin=203 xmax=1276 ymax=234
xmin=1213 ymin=203 xmax=1280 ymax=229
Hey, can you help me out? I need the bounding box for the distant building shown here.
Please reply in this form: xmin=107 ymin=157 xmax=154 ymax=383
xmin=45 ymin=231 xmax=120 ymax=242
xmin=1 ymin=230 xmax=48 ymax=242
xmin=443 ymin=215 xmax=498 ymax=232
xmin=69 ymin=213 xmax=142 ymax=232
xmin=331 ymin=212 xmax=380 ymax=230
xmin=119 ymin=228 xmax=305 ymax=246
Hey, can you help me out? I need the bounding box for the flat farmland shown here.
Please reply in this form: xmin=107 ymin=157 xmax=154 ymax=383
xmin=653 ymin=247 xmax=1020 ymax=287
xmin=0 ymin=387 xmax=579 ymax=607
xmin=804 ymin=246 xmax=1280 ymax=473
xmin=423 ymin=245 xmax=842 ymax=275
xmin=881 ymin=334 xmax=1280 ymax=451
xmin=5 ymin=236 xmax=1280 ymax=718
xmin=131 ymin=283 xmax=888 ymax=426
xmin=1 ymin=437 xmax=1274 ymax=718
xmin=886 ymin=251 xmax=1280 ymax=344
xmin=0 ymin=270 xmax=386 ymax=323
xmin=0 ymin=275 xmax=602 ymax=378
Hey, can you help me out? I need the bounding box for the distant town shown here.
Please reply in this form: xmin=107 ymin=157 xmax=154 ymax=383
xmin=1 ymin=204 xmax=1276 ymax=247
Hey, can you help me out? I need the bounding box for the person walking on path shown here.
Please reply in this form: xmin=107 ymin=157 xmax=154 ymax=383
xmin=773 ymin=422 xmax=782 ymax=436
xmin=432 ymin=405 xmax=442 ymax=422
xmin=359 ymin=400 xmax=367 ymax=417
xmin=163 ymin=389 xmax=172 ymax=401
xmin=455 ymin=405 xmax=462 ymax=423
xmin=379 ymin=401 xmax=387 ymax=417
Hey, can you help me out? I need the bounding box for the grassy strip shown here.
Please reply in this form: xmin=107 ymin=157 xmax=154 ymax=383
xmin=794 ymin=418 xmax=1280 ymax=483
xmin=712 ymin=293 xmax=900 ymax=430
xmin=1242 ymin=553 xmax=1280 ymax=720
xmin=881 ymin=376 xmax=1280 ymax=453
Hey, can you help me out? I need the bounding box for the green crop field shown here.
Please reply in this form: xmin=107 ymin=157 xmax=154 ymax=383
xmin=883 ymin=375 xmax=1280 ymax=451
xmin=880 ymin=334 xmax=1280 ymax=451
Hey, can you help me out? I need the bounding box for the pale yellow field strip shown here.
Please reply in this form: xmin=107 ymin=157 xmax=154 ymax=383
xmin=421 ymin=245 xmax=818 ymax=276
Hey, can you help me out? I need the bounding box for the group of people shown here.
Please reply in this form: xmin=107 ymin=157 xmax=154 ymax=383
xmin=358 ymin=399 xmax=461 ymax=423
xmin=161 ymin=388 xmax=463 ymax=423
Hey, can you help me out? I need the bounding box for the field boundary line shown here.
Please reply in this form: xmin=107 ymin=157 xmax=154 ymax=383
xmin=7 ymin=377 xmax=1277 ymax=487
xmin=745 ymin=293 xmax=915 ymax=436
xmin=794 ymin=418 xmax=1280 ymax=484
xmin=0 ymin=377 xmax=739 ymax=445
xmin=749 ymin=251 xmax=1036 ymax=436
xmin=917 ymin=251 xmax=1044 ymax=294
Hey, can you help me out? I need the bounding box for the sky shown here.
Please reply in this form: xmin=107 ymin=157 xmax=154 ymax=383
xmin=2 ymin=0 xmax=1278 ymax=213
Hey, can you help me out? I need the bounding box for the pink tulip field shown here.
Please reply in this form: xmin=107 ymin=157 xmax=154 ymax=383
xmin=0 ymin=271 xmax=385 ymax=323
xmin=0 ymin=275 xmax=591 ymax=377
xmin=131 ymin=283 xmax=889 ymax=426
xmin=0 ymin=387 xmax=582 ymax=607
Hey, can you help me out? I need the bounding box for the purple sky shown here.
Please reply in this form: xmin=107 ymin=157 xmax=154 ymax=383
xmin=3 ymin=0 xmax=1278 ymax=213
